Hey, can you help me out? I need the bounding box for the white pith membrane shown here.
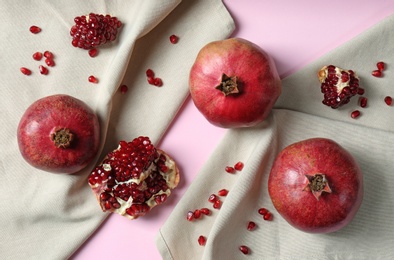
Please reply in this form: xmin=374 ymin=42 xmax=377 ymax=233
xmin=88 ymin=141 xmax=180 ymax=220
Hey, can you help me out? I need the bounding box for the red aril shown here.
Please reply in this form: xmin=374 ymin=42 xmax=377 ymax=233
xmin=372 ymin=70 xmax=382 ymax=77
xmin=88 ymin=48 xmax=98 ymax=57
xmin=268 ymin=138 xmax=363 ymax=233
xmin=88 ymin=75 xmax=98 ymax=83
xmin=239 ymin=245 xmax=250 ymax=255
xmin=39 ymin=65 xmax=48 ymax=75
xmin=225 ymin=166 xmax=235 ymax=173
xmin=20 ymin=67 xmax=32 ymax=75
xmin=384 ymin=96 xmax=392 ymax=106
xmin=32 ymin=52 xmax=43 ymax=61
xmin=247 ymin=221 xmax=256 ymax=231
xmin=120 ymin=84 xmax=128 ymax=94
xmin=45 ymin=58 xmax=55 ymax=67
xmin=351 ymin=110 xmax=361 ymax=119
xmin=234 ymin=161 xmax=244 ymax=171
xmin=29 ymin=25 xmax=41 ymax=34
xmin=377 ymin=61 xmax=385 ymax=71
xmin=217 ymin=189 xmax=228 ymax=196
xmin=169 ymin=35 xmax=179 ymax=44
xmin=359 ymin=97 xmax=367 ymax=108
xmin=198 ymin=236 xmax=206 ymax=246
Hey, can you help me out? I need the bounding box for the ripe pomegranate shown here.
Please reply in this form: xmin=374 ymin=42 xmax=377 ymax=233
xmin=268 ymin=138 xmax=363 ymax=233
xmin=17 ymin=94 xmax=100 ymax=174
xmin=88 ymin=136 xmax=180 ymax=220
xmin=189 ymin=38 xmax=282 ymax=128
xmin=318 ymin=65 xmax=362 ymax=108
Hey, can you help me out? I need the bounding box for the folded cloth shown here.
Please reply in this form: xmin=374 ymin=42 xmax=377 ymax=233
xmin=0 ymin=0 xmax=234 ymax=259
xmin=156 ymin=14 xmax=394 ymax=260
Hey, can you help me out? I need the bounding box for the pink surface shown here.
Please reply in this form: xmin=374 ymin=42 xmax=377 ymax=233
xmin=71 ymin=1 xmax=394 ymax=259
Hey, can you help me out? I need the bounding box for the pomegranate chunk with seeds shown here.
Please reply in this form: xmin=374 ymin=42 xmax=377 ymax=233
xmin=88 ymin=136 xmax=180 ymax=220
xmin=318 ymin=65 xmax=362 ymax=109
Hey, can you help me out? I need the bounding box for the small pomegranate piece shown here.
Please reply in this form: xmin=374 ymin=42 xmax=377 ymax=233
xmin=213 ymin=199 xmax=221 ymax=209
xmin=217 ymin=189 xmax=228 ymax=196
xmin=147 ymin=77 xmax=155 ymax=85
xmin=43 ymin=51 xmax=54 ymax=59
xmin=88 ymin=136 xmax=180 ymax=220
xmin=384 ymin=96 xmax=392 ymax=106
xmin=194 ymin=209 xmax=202 ymax=219
xmin=359 ymin=97 xmax=368 ymax=108
xmin=377 ymin=61 xmax=385 ymax=71
xmin=239 ymin=245 xmax=250 ymax=255
xmin=120 ymin=84 xmax=128 ymax=94
xmin=146 ymin=69 xmax=154 ymax=78
xmin=29 ymin=25 xmax=41 ymax=34
xmin=351 ymin=110 xmax=361 ymax=119
xmin=154 ymin=78 xmax=163 ymax=87
xmin=263 ymin=212 xmax=273 ymax=221
xmin=247 ymin=221 xmax=256 ymax=231
xmin=187 ymin=211 xmax=194 ymax=221
xmin=200 ymin=208 xmax=211 ymax=215
xmin=17 ymin=94 xmax=100 ymax=174
xmin=372 ymin=70 xmax=382 ymax=77
xmin=45 ymin=58 xmax=55 ymax=67
xmin=88 ymin=48 xmax=99 ymax=57
xmin=318 ymin=65 xmax=361 ymax=109
xmin=39 ymin=65 xmax=48 ymax=75
xmin=88 ymin=75 xmax=98 ymax=83
xmin=32 ymin=52 xmax=43 ymax=61
xmin=70 ymin=13 xmax=122 ymax=49
xmin=20 ymin=67 xmax=32 ymax=75
xmin=234 ymin=161 xmax=244 ymax=171
xmin=268 ymin=138 xmax=363 ymax=233
xmin=225 ymin=166 xmax=235 ymax=173
xmin=258 ymin=208 xmax=269 ymax=216
xmin=208 ymin=194 xmax=218 ymax=203
xmin=198 ymin=236 xmax=206 ymax=246
xmin=169 ymin=34 xmax=179 ymax=44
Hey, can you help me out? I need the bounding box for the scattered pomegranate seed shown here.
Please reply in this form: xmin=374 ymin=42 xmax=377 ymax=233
xmin=357 ymin=88 xmax=365 ymax=95
xmin=29 ymin=25 xmax=41 ymax=34
xmin=234 ymin=161 xmax=244 ymax=171
xmin=146 ymin=69 xmax=154 ymax=78
xmin=208 ymin=194 xmax=218 ymax=203
xmin=198 ymin=235 xmax=206 ymax=246
xmin=239 ymin=245 xmax=250 ymax=255
xmin=359 ymin=97 xmax=368 ymax=108
xmin=247 ymin=221 xmax=256 ymax=231
xmin=154 ymin=78 xmax=163 ymax=87
xmin=147 ymin=77 xmax=155 ymax=85
xmin=263 ymin=212 xmax=273 ymax=221
xmin=200 ymin=208 xmax=211 ymax=215
xmin=169 ymin=34 xmax=179 ymax=44
xmin=218 ymin=189 xmax=228 ymax=196
xmin=20 ymin=67 xmax=32 ymax=75
xmin=39 ymin=65 xmax=48 ymax=75
xmin=213 ymin=200 xmax=221 ymax=209
xmin=384 ymin=96 xmax=392 ymax=106
xmin=32 ymin=52 xmax=43 ymax=61
xmin=194 ymin=209 xmax=202 ymax=219
xmin=377 ymin=61 xmax=385 ymax=71
xmin=88 ymin=75 xmax=98 ymax=83
xmin=43 ymin=51 xmax=54 ymax=59
xmin=120 ymin=84 xmax=128 ymax=94
xmin=350 ymin=110 xmax=361 ymax=119
xmin=45 ymin=58 xmax=55 ymax=67
xmin=225 ymin=166 xmax=235 ymax=173
xmin=258 ymin=208 xmax=269 ymax=216
xmin=372 ymin=70 xmax=382 ymax=77
xmin=88 ymin=48 xmax=99 ymax=57
xmin=186 ymin=211 xmax=194 ymax=221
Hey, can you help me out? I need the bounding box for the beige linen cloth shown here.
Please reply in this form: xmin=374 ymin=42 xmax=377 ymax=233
xmin=0 ymin=0 xmax=234 ymax=259
xmin=156 ymin=14 xmax=394 ymax=259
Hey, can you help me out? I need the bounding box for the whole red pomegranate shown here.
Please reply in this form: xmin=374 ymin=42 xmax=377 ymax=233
xmin=88 ymin=136 xmax=180 ymax=220
xmin=17 ymin=94 xmax=100 ymax=174
xmin=268 ymin=138 xmax=363 ymax=233
xmin=189 ymin=38 xmax=282 ymax=128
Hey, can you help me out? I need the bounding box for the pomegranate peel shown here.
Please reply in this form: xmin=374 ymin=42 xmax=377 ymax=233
xmin=88 ymin=136 xmax=180 ymax=220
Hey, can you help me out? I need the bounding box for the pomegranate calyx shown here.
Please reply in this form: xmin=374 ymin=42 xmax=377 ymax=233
xmin=215 ymin=73 xmax=239 ymax=96
xmin=303 ymin=174 xmax=332 ymax=200
xmin=50 ymin=127 xmax=74 ymax=148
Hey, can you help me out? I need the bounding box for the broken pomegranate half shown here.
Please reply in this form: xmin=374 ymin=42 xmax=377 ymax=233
xmin=318 ymin=65 xmax=362 ymax=109
xmin=88 ymin=136 xmax=180 ymax=220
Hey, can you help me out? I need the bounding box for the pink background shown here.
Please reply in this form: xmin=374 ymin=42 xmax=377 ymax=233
xmin=71 ymin=1 xmax=394 ymax=259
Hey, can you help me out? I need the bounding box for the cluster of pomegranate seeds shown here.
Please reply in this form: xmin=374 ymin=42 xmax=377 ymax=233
xmin=88 ymin=75 xmax=99 ymax=83
xmin=318 ymin=65 xmax=362 ymax=109
xmin=186 ymin=207 xmax=211 ymax=221
xmin=21 ymin=48 xmax=56 ymax=76
xmin=225 ymin=161 xmax=244 ymax=174
xmin=169 ymin=34 xmax=179 ymax=44
xmin=29 ymin=25 xmax=41 ymax=34
xmin=145 ymin=69 xmax=163 ymax=87
xmin=70 ymin=13 xmax=122 ymax=50
xmin=258 ymin=207 xmax=273 ymax=221
xmin=372 ymin=61 xmax=385 ymax=77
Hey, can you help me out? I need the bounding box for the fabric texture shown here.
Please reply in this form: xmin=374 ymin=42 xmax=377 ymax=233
xmin=156 ymin=14 xmax=394 ymax=260
xmin=0 ymin=0 xmax=234 ymax=259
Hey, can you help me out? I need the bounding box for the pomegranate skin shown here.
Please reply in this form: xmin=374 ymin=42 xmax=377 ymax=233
xmin=268 ymin=138 xmax=363 ymax=233
xmin=189 ymin=38 xmax=282 ymax=128
xmin=17 ymin=94 xmax=100 ymax=174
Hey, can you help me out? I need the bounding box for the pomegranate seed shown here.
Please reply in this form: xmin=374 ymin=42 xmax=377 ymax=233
xmin=225 ymin=166 xmax=235 ymax=173
xmin=186 ymin=211 xmax=194 ymax=221
xmin=120 ymin=84 xmax=128 ymax=94
xmin=384 ymin=96 xmax=392 ymax=106
xmin=32 ymin=52 xmax=43 ymax=61
xmin=377 ymin=61 xmax=385 ymax=71
xmin=359 ymin=97 xmax=368 ymax=108
xmin=208 ymin=194 xmax=218 ymax=203
xmin=39 ymin=65 xmax=48 ymax=75
xmin=169 ymin=34 xmax=179 ymax=44
xmin=350 ymin=110 xmax=361 ymax=119
xmin=43 ymin=51 xmax=54 ymax=59
xmin=198 ymin=235 xmax=206 ymax=246
xmin=234 ymin=161 xmax=244 ymax=171
xmin=20 ymin=67 xmax=32 ymax=75
xmin=357 ymin=87 xmax=365 ymax=95
xmin=217 ymin=189 xmax=228 ymax=196
xmin=263 ymin=212 xmax=273 ymax=221
xmin=200 ymin=208 xmax=211 ymax=215
xmin=194 ymin=209 xmax=201 ymax=219
xmin=213 ymin=199 xmax=221 ymax=209
xmin=372 ymin=70 xmax=382 ymax=77
xmin=239 ymin=245 xmax=250 ymax=255
xmin=146 ymin=69 xmax=154 ymax=78
xmin=88 ymin=75 xmax=98 ymax=83
xmin=29 ymin=25 xmax=41 ymax=34
xmin=88 ymin=48 xmax=99 ymax=57
xmin=154 ymin=78 xmax=163 ymax=87
xmin=147 ymin=77 xmax=155 ymax=85
xmin=258 ymin=208 xmax=268 ymax=216
xmin=247 ymin=221 xmax=256 ymax=231
xmin=45 ymin=58 xmax=55 ymax=67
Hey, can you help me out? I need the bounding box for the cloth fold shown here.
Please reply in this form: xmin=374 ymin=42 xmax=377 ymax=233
xmin=156 ymin=14 xmax=394 ymax=260
xmin=0 ymin=0 xmax=234 ymax=259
